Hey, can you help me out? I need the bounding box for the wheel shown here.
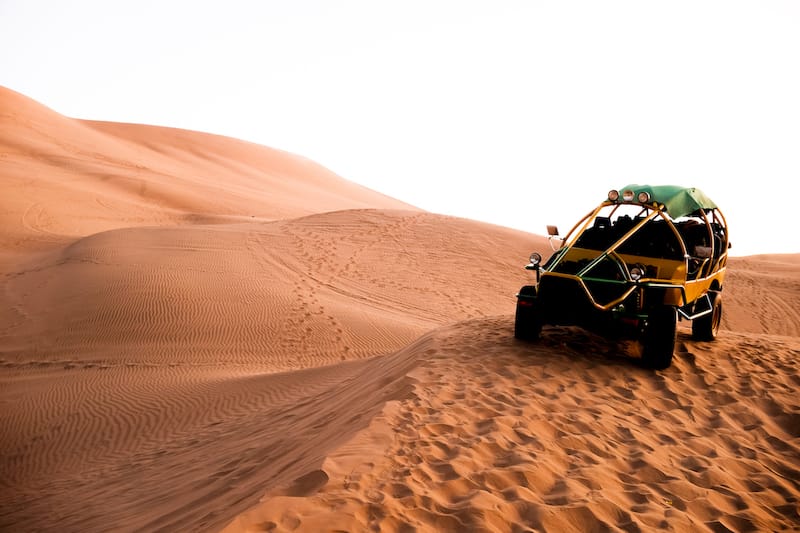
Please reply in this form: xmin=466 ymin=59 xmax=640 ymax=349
xmin=692 ymin=291 xmax=722 ymax=341
xmin=514 ymin=286 xmax=542 ymax=341
xmin=641 ymin=306 xmax=677 ymax=369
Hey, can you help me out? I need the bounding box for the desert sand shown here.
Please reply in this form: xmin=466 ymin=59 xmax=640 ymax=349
xmin=1 ymin=85 xmax=798 ymax=532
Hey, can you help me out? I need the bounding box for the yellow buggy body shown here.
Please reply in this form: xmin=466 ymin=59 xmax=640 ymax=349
xmin=515 ymin=185 xmax=729 ymax=369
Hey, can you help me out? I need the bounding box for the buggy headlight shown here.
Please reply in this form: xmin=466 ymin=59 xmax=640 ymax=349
xmin=622 ymin=189 xmax=635 ymax=202
xmin=630 ymin=264 xmax=645 ymax=281
xmin=529 ymin=252 xmax=542 ymax=266
xmin=637 ymin=191 xmax=651 ymax=203
xmin=608 ymin=189 xmax=620 ymax=201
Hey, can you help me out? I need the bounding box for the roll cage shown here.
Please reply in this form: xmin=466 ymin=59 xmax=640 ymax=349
xmin=538 ymin=186 xmax=729 ymax=314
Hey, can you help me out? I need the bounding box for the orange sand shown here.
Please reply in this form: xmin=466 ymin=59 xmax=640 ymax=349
xmin=1 ymin=86 xmax=798 ymax=532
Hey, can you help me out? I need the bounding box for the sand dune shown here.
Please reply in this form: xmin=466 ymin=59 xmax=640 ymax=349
xmin=1 ymin=86 xmax=799 ymax=532
xmin=1 ymin=209 xmax=541 ymax=366
xmin=226 ymin=318 xmax=800 ymax=532
xmin=0 ymin=208 xmax=543 ymax=532
xmin=0 ymin=86 xmax=414 ymax=266
xmin=723 ymin=254 xmax=800 ymax=338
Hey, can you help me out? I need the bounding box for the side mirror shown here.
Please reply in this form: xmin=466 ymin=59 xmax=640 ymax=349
xmin=547 ymin=225 xmax=564 ymax=251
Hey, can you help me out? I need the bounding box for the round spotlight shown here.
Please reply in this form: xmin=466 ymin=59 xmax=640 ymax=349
xmin=637 ymin=191 xmax=651 ymax=203
xmin=529 ymin=252 xmax=542 ymax=266
xmin=630 ymin=265 xmax=645 ymax=281
xmin=622 ymin=190 xmax=635 ymax=202
xmin=608 ymin=189 xmax=620 ymax=201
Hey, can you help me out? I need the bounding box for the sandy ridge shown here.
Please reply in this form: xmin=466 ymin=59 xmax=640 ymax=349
xmin=0 ymin=85 xmax=417 ymax=266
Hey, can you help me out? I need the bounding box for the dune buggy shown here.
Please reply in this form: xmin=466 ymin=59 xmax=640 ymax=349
xmin=514 ymin=185 xmax=729 ymax=369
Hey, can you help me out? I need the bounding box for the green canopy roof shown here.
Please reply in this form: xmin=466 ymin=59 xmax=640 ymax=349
xmin=615 ymin=184 xmax=718 ymax=219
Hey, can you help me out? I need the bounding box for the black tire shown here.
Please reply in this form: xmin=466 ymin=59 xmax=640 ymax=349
xmin=514 ymin=286 xmax=542 ymax=341
xmin=641 ymin=306 xmax=677 ymax=370
xmin=692 ymin=291 xmax=722 ymax=341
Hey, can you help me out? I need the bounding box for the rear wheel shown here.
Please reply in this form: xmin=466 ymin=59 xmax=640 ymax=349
xmin=514 ymin=286 xmax=542 ymax=341
xmin=692 ymin=291 xmax=722 ymax=341
xmin=641 ymin=306 xmax=677 ymax=370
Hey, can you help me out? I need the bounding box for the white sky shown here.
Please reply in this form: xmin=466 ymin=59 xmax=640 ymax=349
xmin=1 ymin=1 xmax=799 ymax=256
